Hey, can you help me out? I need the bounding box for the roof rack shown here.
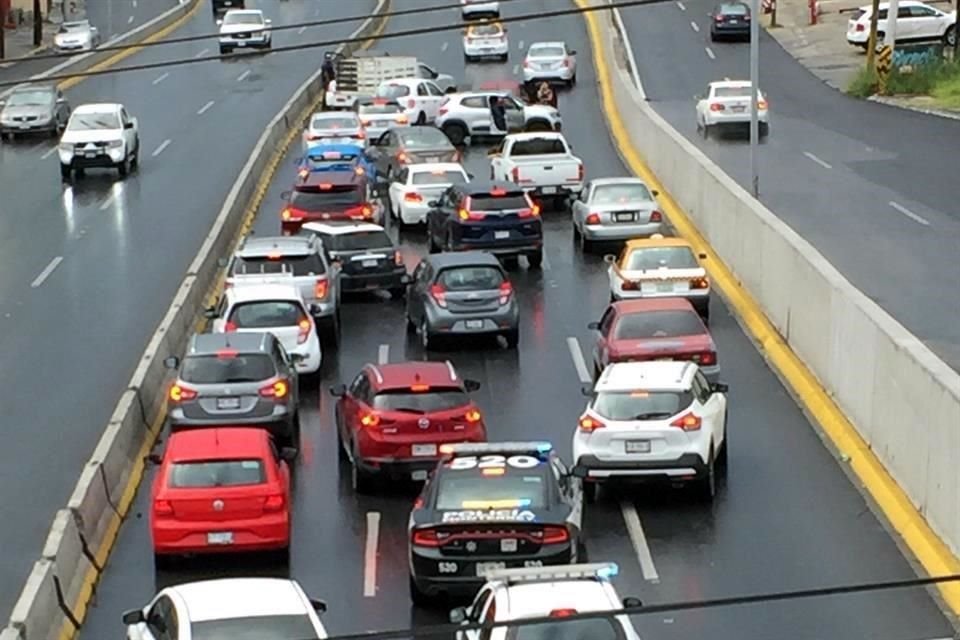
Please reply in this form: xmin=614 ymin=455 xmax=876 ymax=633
xmin=480 ymin=563 xmax=619 ymax=583
xmin=439 ymin=442 xmax=553 ymax=457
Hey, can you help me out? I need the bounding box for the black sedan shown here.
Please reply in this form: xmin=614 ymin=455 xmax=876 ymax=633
xmin=710 ymin=2 xmax=751 ymax=41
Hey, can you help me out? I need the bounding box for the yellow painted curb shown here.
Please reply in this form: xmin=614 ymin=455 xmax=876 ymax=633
xmin=575 ymin=0 xmax=960 ymax=615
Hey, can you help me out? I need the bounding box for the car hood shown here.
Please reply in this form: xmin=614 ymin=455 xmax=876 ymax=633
xmin=55 ymin=32 xmax=91 ymax=43
xmin=523 ymin=104 xmax=560 ymax=119
xmin=220 ymin=23 xmax=267 ymax=34
xmin=1 ymin=105 xmax=53 ymax=119
xmin=61 ymin=128 xmax=123 ymax=143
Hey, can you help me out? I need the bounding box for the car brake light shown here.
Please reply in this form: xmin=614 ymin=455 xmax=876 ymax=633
xmin=563 ymin=58 xmax=571 ymax=67
xmin=650 ymin=210 xmax=663 ymax=222
xmin=404 ymin=192 xmax=423 ymax=202
xmin=360 ymin=119 xmax=371 ymax=126
xmin=551 ymin=609 xmax=578 ymax=618
xmin=585 ymin=212 xmax=601 ymax=225
xmin=577 ymin=163 xmax=585 ymax=181
xmin=315 ymin=278 xmax=329 ymax=299
xmin=360 ymin=411 xmax=380 ymax=427
xmin=394 ymin=251 xmax=404 ymax=266
xmin=397 ymin=151 xmax=409 ymax=163
xmin=361 ymin=204 xmax=374 ymax=219
xmin=670 ymin=412 xmax=702 ymax=431
xmin=430 ymin=284 xmax=448 ymax=307
xmin=758 ymin=99 xmax=768 ymax=109
xmin=281 ymin=208 xmax=303 ymax=222
xmin=578 ymin=415 xmax=604 ymax=432
xmin=169 ymin=384 xmax=197 ymax=403
xmin=621 ymin=280 xmax=639 ymax=291
xmin=396 ymin=114 xmax=409 ymax=124
xmin=260 ymin=379 xmax=289 ymax=400
xmin=714 ymin=14 xmax=724 ymax=21
xmin=458 ymin=208 xmax=485 ymax=221
xmin=263 ymin=494 xmax=285 ymax=512
xmin=699 ymin=351 xmax=717 ymax=366
xmin=224 ymin=321 xmax=237 ymax=332
xmin=490 ymin=187 xmax=507 ymax=196
xmin=498 ymin=281 xmax=513 ymax=305
xmin=856 ymin=23 xmax=865 ymax=30
xmin=709 ymin=103 xmax=725 ymax=111
xmin=464 ymin=409 xmax=482 ymax=424
xmin=690 ymin=277 xmax=709 ymax=289
xmin=511 ymin=167 xmax=520 ymax=183
xmin=523 ymin=59 xmax=532 ymax=68
xmin=153 ymin=499 xmax=174 ymax=516
xmin=438 ymin=107 xmax=448 ymax=116
xmin=412 ymin=528 xmax=443 ymax=547
xmin=297 ymin=317 xmax=312 ymax=344
xmin=413 ymin=496 xmax=425 ymax=509
xmin=541 ymin=525 xmax=570 ymax=544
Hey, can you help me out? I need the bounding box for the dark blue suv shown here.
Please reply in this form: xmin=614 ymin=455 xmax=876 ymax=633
xmin=425 ymin=181 xmax=544 ymax=268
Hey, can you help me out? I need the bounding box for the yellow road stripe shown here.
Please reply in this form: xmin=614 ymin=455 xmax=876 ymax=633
xmin=575 ymin=0 xmax=960 ymax=615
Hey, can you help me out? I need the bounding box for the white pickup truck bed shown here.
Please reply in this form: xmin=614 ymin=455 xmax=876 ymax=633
xmin=325 ymin=54 xmax=418 ymax=110
xmin=489 ymin=132 xmax=584 ymax=203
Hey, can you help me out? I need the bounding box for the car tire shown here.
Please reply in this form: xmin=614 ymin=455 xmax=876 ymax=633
xmin=696 ymin=448 xmax=717 ymax=502
xmin=427 ymin=230 xmax=440 ymax=254
xmin=527 ymin=250 xmax=543 ymax=269
xmin=286 ymin=413 xmax=302 ymax=453
xmin=576 ymin=539 xmax=589 ymax=562
xmin=759 ymin=122 xmax=769 ymax=138
xmin=570 ymin=73 xmax=577 ymax=86
xmin=702 ymin=123 xmax=712 ymax=139
xmin=389 ymin=286 xmax=406 ymax=300
xmin=219 ymin=45 xmax=230 ymax=55
xmin=717 ymin=410 xmax=729 ymax=468
xmin=500 ymin=53 xmax=508 ymax=62
xmin=117 ymin=153 xmax=130 ymax=178
xmin=409 ymin=576 xmax=431 ymax=607
xmin=710 ymin=31 xmax=718 ymax=42
xmin=503 ymin=327 xmax=519 ymax=349
xmin=131 ymin=144 xmax=140 ymax=171
xmin=442 ymin=122 xmax=467 ymax=146
xmin=945 ymin=25 xmax=957 ymax=47
xmin=445 ymin=230 xmax=455 ymax=252
xmin=464 ymin=54 xmax=473 ymax=63
xmin=405 ymin=312 xmax=417 ymax=334
xmin=336 ymin=413 xmax=348 ymax=461
xmin=60 ymin=163 xmax=72 ymax=181
xmin=579 ymin=230 xmax=593 ymax=253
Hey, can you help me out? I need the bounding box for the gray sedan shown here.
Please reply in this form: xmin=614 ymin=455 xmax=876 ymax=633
xmin=571 ymin=177 xmax=664 ymax=252
xmin=0 ymin=84 xmax=71 ymax=141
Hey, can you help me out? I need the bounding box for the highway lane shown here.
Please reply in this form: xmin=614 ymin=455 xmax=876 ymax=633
xmin=618 ymin=3 xmax=960 ymax=372
xmin=0 ymin=0 xmax=178 ymax=84
xmin=78 ymin=1 xmax=954 ymax=639
xmin=0 ymin=0 xmax=372 ymax=620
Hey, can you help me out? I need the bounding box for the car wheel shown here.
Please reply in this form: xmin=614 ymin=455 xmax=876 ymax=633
xmin=579 ymin=230 xmax=593 ymax=253
xmin=759 ymin=122 xmax=769 ymax=138
xmin=576 ymin=538 xmax=589 ymax=562
xmin=717 ymin=411 xmax=729 ymax=469
xmin=60 ymin=163 xmax=72 ymax=181
xmin=945 ymin=25 xmax=957 ymax=46
xmin=464 ymin=54 xmax=473 ymax=63
xmin=131 ymin=145 xmax=140 ymax=171
xmin=3 ymin=132 xmax=14 ymax=142
xmin=702 ymin=123 xmax=712 ymax=139
xmin=219 ymin=45 xmax=229 ymax=55
xmin=442 ymin=122 xmax=467 ymax=145
xmin=500 ymin=53 xmax=508 ymax=62
xmin=527 ymin=250 xmax=543 ymax=269
xmin=416 ymin=111 xmax=427 ymax=125
xmin=696 ymin=448 xmax=716 ymax=502
xmin=503 ymin=327 xmax=519 ymax=349
xmin=420 ymin=318 xmax=435 ymax=351
xmin=287 ymin=413 xmax=302 ymax=452
xmin=409 ymin=576 xmax=431 ymax=607
xmin=336 ymin=413 xmax=348 ymax=461
xmin=427 ymin=230 xmax=440 ymax=254
xmin=570 ymin=73 xmax=577 ymax=86
xmin=117 ymin=153 xmax=130 ymax=178
xmin=445 ymin=230 xmax=455 ymax=252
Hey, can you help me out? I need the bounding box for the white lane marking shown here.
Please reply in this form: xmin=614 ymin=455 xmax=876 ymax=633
xmin=297 ymin=25 xmax=307 ymax=35
xmin=152 ymin=72 xmax=169 ymax=85
xmin=31 ymin=256 xmax=63 ymax=288
xmin=441 ymin=41 xmax=448 ymax=51
xmin=41 ymin=146 xmax=58 ymax=160
xmin=99 ymin=195 xmax=115 ymax=210
xmin=705 ymin=46 xmax=715 ymax=59
xmin=151 ymin=139 xmax=171 ymax=157
xmin=378 ymin=344 xmax=389 ymax=365
xmin=512 ymin=64 xmax=520 ymax=74
xmin=889 ymin=201 xmax=931 ymax=226
xmin=127 ymin=15 xmax=134 ymax=24
xmin=620 ymin=502 xmax=660 ymax=582
xmin=566 ymin=337 xmax=592 ymax=385
xmin=677 ymin=1 xmax=687 ymax=9
xmin=132 ymin=0 xmax=137 ymax=6
xmin=236 ymin=69 xmax=251 ymax=82
xmin=803 ymin=151 xmax=832 ymax=169
xmin=194 ymin=48 xmax=209 ymax=59
xmin=540 ymin=250 xmax=551 ymax=271
xmin=690 ymin=21 xmax=700 ymax=32
xmin=197 ymin=100 xmax=216 ymax=115
xmin=363 ymin=511 xmax=381 ymax=597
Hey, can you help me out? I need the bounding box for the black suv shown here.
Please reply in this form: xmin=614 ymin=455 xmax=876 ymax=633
xmin=300 ymin=221 xmax=407 ymax=297
xmin=425 ymin=181 xmax=543 ymax=268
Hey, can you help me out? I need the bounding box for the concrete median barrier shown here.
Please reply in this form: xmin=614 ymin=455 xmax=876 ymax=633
xmin=579 ymin=0 xmax=960 ymax=573
xmin=4 ymin=3 xmax=391 ymax=638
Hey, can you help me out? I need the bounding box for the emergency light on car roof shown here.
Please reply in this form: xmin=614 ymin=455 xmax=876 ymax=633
xmin=479 ymin=562 xmax=620 ymax=583
xmin=462 ymin=498 xmax=531 ymax=508
xmin=438 ymin=442 xmax=553 ymax=457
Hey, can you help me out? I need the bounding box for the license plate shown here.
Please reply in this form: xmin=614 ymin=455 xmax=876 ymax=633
xmin=500 ymin=538 xmax=518 ymax=552
xmin=411 ymin=470 xmax=429 ymax=481
xmin=465 ymin=319 xmax=484 ymax=330
xmin=494 ymin=230 xmax=510 ymax=239
xmin=615 ymin=212 xmax=635 ymax=222
xmin=625 ymin=440 xmax=651 ymax=454
xmin=18 ymin=124 xmax=30 ymax=129
xmin=427 ymin=157 xmax=439 ymax=163
xmin=656 ymin=283 xmax=674 ymax=292
xmin=732 ymin=105 xmax=746 ymax=112
xmin=237 ymin=41 xmax=246 ymax=47
xmin=362 ymin=259 xmax=378 ymax=267
xmin=476 ymin=561 xmax=506 ymax=576
xmin=729 ymin=19 xmax=739 ymax=22
xmin=84 ymin=151 xmax=97 ymax=158
xmin=412 ymin=444 xmax=437 ymax=457
xmin=217 ymin=397 xmax=241 ymax=410
xmin=207 ymin=532 xmax=233 ymax=545
xmin=541 ymin=186 xmax=557 ymax=194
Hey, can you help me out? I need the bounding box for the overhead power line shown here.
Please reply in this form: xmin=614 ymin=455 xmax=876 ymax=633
xmin=0 ymin=0 xmax=666 ymax=88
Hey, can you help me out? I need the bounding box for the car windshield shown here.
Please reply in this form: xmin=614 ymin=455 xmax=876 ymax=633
xmin=360 ymin=102 xmax=402 ymax=114
xmin=592 ymin=183 xmax=652 ymax=204
xmin=713 ymin=85 xmax=753 ymax=97
xmin=507 ymin=618 xmax=625 ymax=640
xmin=592 ymin=390 xmax=692 ymax=421
xmin=68 ymin=112 xmax=120 ymax=131
xmin=7 ymin=90 xmax=54 ymax=107
xmin=190 ymin=615 xmax=319 ymax=640
xmin=720 ymin=3 xmax=750 ymax=13
xmin=321 ymin=230 xmax=392 ymax=251
xmin=233 ymin=254 xmax=326 ymax=276
xmin=372 ymin=388 xmax=469 ymax=413
xmin=530 ymin=45 xmax=565 ymax=57
xmin=377 ymin=84 xmax=411 ymax=98
xmin=624 ymin=246 xmax=699 ymax=270
xmin=436 ymin=470 xmax=547 ymax=510
xmin=228 ymin=300 xmax=304 ymax=328
xmin=399 ymin=128 xmax=451 ymax=149
xmin=437 ymin=266 xmax=504 ymax=290
xmin=311 ymin=115 xmax=358 ymax=130
xmin=412 ymin=170 xmax=467 ymax=185
xmin=470 ymin=24 xmax=502 ymax=36
xmin=180 ymin=354 xmax=277 ymax=384
xmin=169 ymin=460 xmax=266 ymax=488
xmin=613 ymin=310 xmax=705 ymax=339
xmin=470 ymin=193 xmax=529 ymax=211
xmin=510 ymin=138 xmax=567 ymax=156
xmin=59 ymin=22 xmax=89 ymax=33
xmin=223 ymin=12 xmax=264 ymax=25
xmin=291 ymin=186 xmax=362 ymax=210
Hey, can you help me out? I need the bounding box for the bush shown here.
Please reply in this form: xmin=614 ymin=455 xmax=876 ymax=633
xmin=847 ymin=60 xmax=960 ymax=98
xmin=847 ymin=65 xmax=878 ymax=97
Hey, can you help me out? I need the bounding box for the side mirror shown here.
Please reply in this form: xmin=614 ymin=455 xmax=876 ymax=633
xmin=400 ymin=273 xmax=413 ymax=285
xmin=329 ymin=383 xmax=346 ymax=397
xmin=121 ymin=609 xmax=144 ymax=625
xmin=280 ymin=190 xmax=292 ymax=201
xmin=290 ymin=353 xmax=306 ymax=363
xmin=146 ymin=453 xmax=163 ymax=465
xmin=309 ymin=598 xmax=327 ymax=613
xmin=427 ymin=200 xmax=439 ymax=208
xmin=569 ymin=50 xmax=577 ymax=55
xmin=467 ymin=173 xmax=475 ymax=179
xmin=216 ymin=19 xmax=223 ymax=25
xmin=570 ymin=465 xmax=588 ymax=479
xmin=712 ymin=382 xmax=729 ymax=394
xmin=651 ymin=189 xmax=659 ymax=196
xmin=580 ymin=384 xmax=593 ymax=397
xmin=603 ymin=254 xmax=616 ymax=264
xmin=163 ymin=355 xmax=180 ymax=370
xmin=203 ymin=306 xmax=219 ymax=319
xmin=698 ymin=252 xmax=708 ymax=259
xmin=279 ymin=447 xmax=297 ymax=462
xmin=587 ymin=321 xmax=600 ymax=330
xmin=265 ymin=18 xmax=273 ymax=24
xmin=623 ymin=596 xmax=643 ymax=609
xmin=463 ymin=379 xmax=481 ymax=392
xmin=123 ymin=121 xmax=134 ymax=130
xmin=309 ymin=303 xmax=323 ymax=315
xmin=449 ymin=607 xmax=469 ymax=624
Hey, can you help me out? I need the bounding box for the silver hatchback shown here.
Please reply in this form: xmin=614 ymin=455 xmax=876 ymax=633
xmin=571 ymin=177 xmax=664 ymax=251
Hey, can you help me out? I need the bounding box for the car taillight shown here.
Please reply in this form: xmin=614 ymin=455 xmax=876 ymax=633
xmin=541 ymin=525 xmax=570 ymax=544
xmin=458 ymin=208 xmax=485 ymax=221
xmin=498 ymin=281 xmax=513 ymax=305
xmin=297 ymin=317 xmax=312 ymax=344
xmin=578 ymin=415 xmax=604 ymax=432
xmin=551 ymin=609 xmax=578 ymax=618
xmin=360 ymin=119 xmax=371 ymax=126
xmin=281 ymin=207 xmax=304 ymax=222
xmin=259 ymin=379 xmax=289 ymax=400
xmin=650 ymin=210 xmax=663 ymax=222
xmin=394 ymin=251 xmax=404 ymax=266
xmin=430 ymin=284 xmax=448 ymax=307
xmin=670 ymin=412 xmax=701 ymax=431
xmin=518 ymin=202 xmax=540 ymax=218
xmin=621 ymin=280 xmax=639 ymax=290
xmin=412 ymin=528 xmax=443 ymax=547
xmin=709 ymin=103 xmax=725 ymax=111
xmin=585 ymin=212 xmax=601 ymax=225
xmin=360 ymin=411 xmax=380 ymax=427
xmin=361 ymin=204 xmax=373 ymax=219
xmin=314 ymin=278 xmax=329 ymax=300
xmin=404 ymin=192 xmax=423 ymax=203
xmin=511 ymin=166 xmax=520 ymax=183
xmin=224 ymin=321 xmax=237 ymax=332
xmin=396 ymin=114 xmax=409 ymax=124
xmin=464 ymin=409 xmax=482 ymax=424
xmin=263 ymin=494 xmax=285 ymax=512
xmin=758 ymin=99 xmax=768 ymax=110
xmin=690 ymin=277 xmax=709 ymax=289
xmin=699 ymin=351 xmax=717 ymax=366
xmin=523 ymin=59 xmax=532 ymax=68
xmin=577 ymin=163 xmax=585 ymax=181
xmin=397 ymin=151 xmax=409 ymax=163
xmin=153 ymin=499 xmax=174 ymax=516
xmin=563 ymin=58 xmax=571 ymax=68
xmin=438 ymin=107 xmax=448 ymax=116
xmin=856 ymin=23 xmax=865 ymax=31
xmin=169 ymin=384 xmax=197 ymax=403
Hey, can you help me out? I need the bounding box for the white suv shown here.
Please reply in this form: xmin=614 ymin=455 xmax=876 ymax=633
xmin=450 ymin=563 xmax=643 ymax=640
xmin=58 ymin=102 xmax=139 ymax=181
xmin=217 ymin=9 xmax=272 ymax=54
xmin=846 ymin=0 xmax=956 ymax=48
xmin=436 ymin=92 xmax=562 ymax=145
xmin=572 ymin=361 xmax=728 ymax=502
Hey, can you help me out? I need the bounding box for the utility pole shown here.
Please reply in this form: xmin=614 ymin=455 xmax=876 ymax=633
xmin=749 ymin=0 xmax=760 ymax=197
xmin=33 ymin=0 xmax=42 ymax=47
xmin=0 ymin=1 xmax=6 ymax=60
xmin=885 ymin=0 xmax=900 ymax=53
xmin=866 ymin=0 xmax=881 ymax=70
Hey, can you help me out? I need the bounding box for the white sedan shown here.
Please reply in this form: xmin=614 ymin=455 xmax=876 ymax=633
xmin=462 ymin=0 xmax=500 ymax=19
xmin=695 ymin=80 xmax=769 ymax=138
xmin=302 ymin=112 xmax=365 ymax=151
xmin=572 ymin=361 xmax=728 ymax=502
xmin=58 ymin=103 xmax=140 ymax=181
xmin=53 ymin=20 xmax=100 ymax=53
xmin=387 ymin=162 xmax=470 ymax=227
xmin=522 ymin=41 xmax=577 ymax=85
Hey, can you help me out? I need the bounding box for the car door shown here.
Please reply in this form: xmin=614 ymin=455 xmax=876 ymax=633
xmin=371 ymin=130 xmax=393 ymax=175
xmin=692 ymin=370 xmax=725 ymax=447
xmin=503 ymin=97 xmax=525 ymax=132
xmin=906 ymin=4 xmax=941 ymax=39
xmin=388 ymin=166 xmax=409 ymax=216
xmin=272 ymin=338 xmax=299 ymax=405
xmin=423 ymin=81 xmax=445 ymax=120
xmin=408 ymin=260 xmax=432 ymax=322
xmin=551 ymin=455 xmax=583 ymax=532
xmin=341 ymin=371 xmax=371 ymax=443
xmin=592 ymin=305 xmax=616 ymax=371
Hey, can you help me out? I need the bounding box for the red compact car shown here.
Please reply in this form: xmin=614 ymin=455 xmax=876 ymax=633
xmin=280 ymin=168 xmax=376 ymax=235
xmin=150 ymin=428 xmax=295 ymax=565
xmin=330 ymin=361 xmax=487 ymax=493
xmin=587 ymin=298 xmax=720 ymax=382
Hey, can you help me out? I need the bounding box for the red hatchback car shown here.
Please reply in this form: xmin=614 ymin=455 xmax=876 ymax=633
xmin=149 ymin=428 xmax=295 ymax=566
xmin=587 ymin=298 xmax=720 ymax=382
xmin=280 ymin=169 xmax=376 ymax=235
xmin=330 ymin=361 xmax=487 ymax=493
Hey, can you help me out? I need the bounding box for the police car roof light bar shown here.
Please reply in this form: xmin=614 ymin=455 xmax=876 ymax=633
xmin=439 ymin=442 xmax=553 ymax=457
xmin=480 ymin=563 xmax=619 ymax=584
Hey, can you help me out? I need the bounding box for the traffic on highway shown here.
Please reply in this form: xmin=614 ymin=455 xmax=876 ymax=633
xmin=0 ymin=0 xmax=956 ymax=639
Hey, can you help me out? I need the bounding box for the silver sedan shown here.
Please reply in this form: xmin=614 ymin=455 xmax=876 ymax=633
xmin=522 ymin=41 xmax=577 ymax=85
xmin=571 ymin=177 xmax=664 ymax=251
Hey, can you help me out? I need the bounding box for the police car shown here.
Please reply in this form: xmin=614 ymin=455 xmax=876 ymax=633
xmin=407 ymin=442 xmax=585 ymax=604
xmin=298 ymin=143 xmax=376 ymax=180
xmin=449 ymin=563 xmax=643 ymax=640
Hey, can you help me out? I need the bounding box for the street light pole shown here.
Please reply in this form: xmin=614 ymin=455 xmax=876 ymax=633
xmin=750 ymin=0 xmax=760 ymax=197
xmin=33 ymin=0 xmax=42 ymax=47
xmin=885 ymin=0 xmax=899 ymax=51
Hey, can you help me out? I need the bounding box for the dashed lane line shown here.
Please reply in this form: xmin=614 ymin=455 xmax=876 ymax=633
xmin=31 ymin=256 xmax=63 ymax=288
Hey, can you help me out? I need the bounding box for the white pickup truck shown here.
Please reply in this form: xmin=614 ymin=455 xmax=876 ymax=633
xmin=488 ymin=132 xmax=584 ymax=205
xmin=325 ymin=53 xmax=418 ymax=110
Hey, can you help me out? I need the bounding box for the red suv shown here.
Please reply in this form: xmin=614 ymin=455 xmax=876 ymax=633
xmin=280 ymin=169 xmax=377 ymax=235
xmin=329 ymin=361 xmax=487 ymax=493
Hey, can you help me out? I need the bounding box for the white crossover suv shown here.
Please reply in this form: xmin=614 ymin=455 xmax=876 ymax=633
xmin=58 ymin=103 xmax=139 ymax=181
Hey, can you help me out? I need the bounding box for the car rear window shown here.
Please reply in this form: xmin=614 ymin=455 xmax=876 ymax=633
xmin=400 ymin=128 xmax=452 ymax=148
xmin=322 ymin=230 xmax=393 ymax=251
xmin=852 ymin=8 xmax=867 ymax=19
xmin=469 ymin=194 xmax=529 ymax=210
xmin=593 ymin=183 xmax=652 ymax=204
xmin=530 ymin=45 xmax=565 ymax=57
xmin=190 ymin=615 xmax=319 ymax=640
xmin=233 ymin=254 xmax=326 ymax=276
xmin=436 ymin=467 xmax=547 ymax=510
xmin=311 ymin=115 xmax=358 ymax=129
xmin=510 ymin=137 xmax=567 ymax=156
xmin=624 ymin=246 xmax=699 ymax=270
xmin=507 ymin=617 xmax=626 ymax=640
xmin=180 ymin=354 xmax=277 ymax=384
xmin=613 ymin=310 xmax=705 ymax=339
xmin=720 ymin=3 xmax=749 ymax=14
xmin=412 ymin=170 xmax=467 ymax=185
xmin=592 ymin=390 xmax=693 ymax=421
xmin=437 ymin=266 xmax=504 ymax=290
xmin=469 ymin=24 xmax=503 ymax=36
xmin=713 ymin=86 xmax=752 ymax=98
xmin=359 ymin=102 xmax=403 ymax=114
xmin=377 ymin=84 xmax=411 ymax=98
xmin=169 ymin=460 xmax=266 ymax=488
xmin=372 ymin=388 xmax=470 ymax=413
xmin=291 ymin=186 xmax=362 ymax=209
xmin=228 ymin=301 xmax=305 ymax=328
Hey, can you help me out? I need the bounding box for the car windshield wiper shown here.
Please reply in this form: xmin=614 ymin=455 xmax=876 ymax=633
xmin=630 ymin=412 xmax=673 ymax=420
xmin=220 ymin=377 xmax=260 ymax=383
xmin=389 ymin=407 xmax=426 ymax=414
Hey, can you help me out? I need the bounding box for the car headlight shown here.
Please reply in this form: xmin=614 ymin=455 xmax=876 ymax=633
xmin=107 ymin=140 xmax=123 ymax=148
xmin=59 ymin=143 xmax=73 ymax=151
